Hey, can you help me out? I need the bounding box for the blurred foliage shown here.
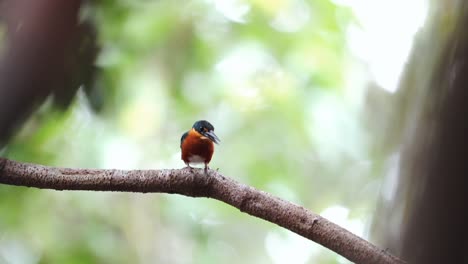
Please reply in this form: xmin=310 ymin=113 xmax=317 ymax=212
xmin=0 ymin=0 xmax=432 ymax=263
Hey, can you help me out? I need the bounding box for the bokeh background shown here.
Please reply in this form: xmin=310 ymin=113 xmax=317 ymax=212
xmin=0 ymin=0 xmax=454 ymax=263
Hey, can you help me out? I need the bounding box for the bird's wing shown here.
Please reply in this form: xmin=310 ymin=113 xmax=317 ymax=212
xmin=180 ymin=131 xmax=189 ymax=148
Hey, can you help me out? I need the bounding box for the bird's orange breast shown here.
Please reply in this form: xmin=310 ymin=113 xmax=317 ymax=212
xmin=181 ymin=129 xmax=214 ymax=164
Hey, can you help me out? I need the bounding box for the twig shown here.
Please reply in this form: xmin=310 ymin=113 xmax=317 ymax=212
xmin=0 ymin=158 xmax=405 ymax=264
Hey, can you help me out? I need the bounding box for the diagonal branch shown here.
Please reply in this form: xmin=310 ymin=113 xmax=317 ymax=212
xmin=0 ymin=158 xmax=405 ymax=264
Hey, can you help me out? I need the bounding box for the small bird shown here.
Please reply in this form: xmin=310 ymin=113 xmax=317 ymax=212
xmin=180 ymin=120 xmax=220 ymax=171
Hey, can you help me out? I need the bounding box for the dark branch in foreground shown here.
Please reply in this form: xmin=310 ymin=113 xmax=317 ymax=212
xmin=0 ymin=158 xmax=405 ymax=264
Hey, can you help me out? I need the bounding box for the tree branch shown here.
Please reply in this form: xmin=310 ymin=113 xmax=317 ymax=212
xmin=0 ymin=158 xmax=404 ymax=264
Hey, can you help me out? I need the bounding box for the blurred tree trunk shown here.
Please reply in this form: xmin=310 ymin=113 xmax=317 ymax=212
xmin=0 ymin=0 xmax=98 ymax=145
xmin=371 ymin=2 xmax=468 ymax=263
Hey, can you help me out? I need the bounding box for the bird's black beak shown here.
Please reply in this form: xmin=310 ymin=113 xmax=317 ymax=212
xmin=204 ymin=130 xmax=220 ymax=144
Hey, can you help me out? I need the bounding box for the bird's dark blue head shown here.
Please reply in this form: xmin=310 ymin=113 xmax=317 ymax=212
xmin=193 ymin=120 xmax=220 ymax=144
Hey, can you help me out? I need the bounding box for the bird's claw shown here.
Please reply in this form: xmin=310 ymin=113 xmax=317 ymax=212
xmin=185 ymin=164 xmax=194 ymax=173
xmin=204 ymin=165 xmax=211 ymax=176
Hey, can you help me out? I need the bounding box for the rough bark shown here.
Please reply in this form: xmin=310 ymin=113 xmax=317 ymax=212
xmin=0 ymin=158 xmax=405 ymax=264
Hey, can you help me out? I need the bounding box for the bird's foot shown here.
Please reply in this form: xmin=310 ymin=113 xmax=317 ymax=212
xmin=204 ymin=165 xmax=210 ymax=176
xmin=185 ymin=164 xmax=194 ymax=172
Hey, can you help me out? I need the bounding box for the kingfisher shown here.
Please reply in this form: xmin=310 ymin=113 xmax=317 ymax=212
xmin=180 ymin=120 xmax=220 ymax=171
